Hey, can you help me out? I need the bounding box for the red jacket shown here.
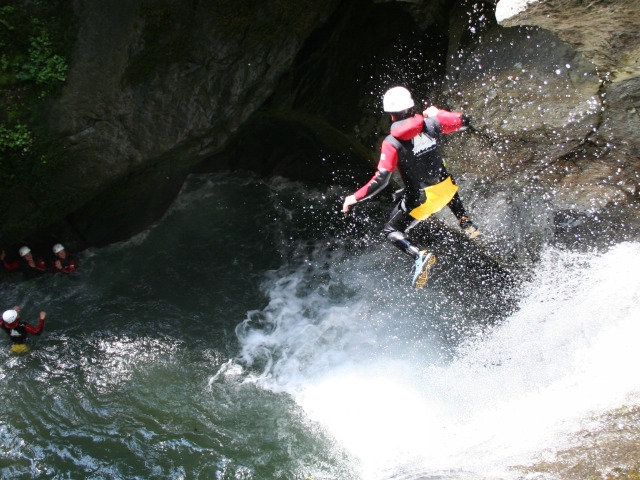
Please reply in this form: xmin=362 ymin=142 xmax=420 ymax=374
xmin=3 ymin=257 xmax=48 ymax=279
xmin=2 ymin=317 xmax=45 ymax=344
xmin=355 ymin=110 xmax=466 ymax=202
xmin=53 ymin=255 xmax=77 ymax=274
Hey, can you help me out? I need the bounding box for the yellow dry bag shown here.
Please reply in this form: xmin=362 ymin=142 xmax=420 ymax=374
xmin=409 ymin=176 xmax=458 ymax=220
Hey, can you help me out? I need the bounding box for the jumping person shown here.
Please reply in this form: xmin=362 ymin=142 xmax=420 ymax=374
xmin=342 ymin=86 xmax=479 ymax=288
xmin=1 ymin=306 xmax=46 ymax=354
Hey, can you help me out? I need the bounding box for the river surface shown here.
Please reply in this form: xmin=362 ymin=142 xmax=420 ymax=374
xmin=1 ymin=172 xmax=639 ymax=479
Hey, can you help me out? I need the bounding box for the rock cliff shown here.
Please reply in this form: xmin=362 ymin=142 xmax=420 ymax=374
xmin=4 ymin=0 xmax=639 ymax=257
xmin=438 ymin=0 xmax=640 ymax=259
xmin=41 ymin=0 xmax=343 ymax=246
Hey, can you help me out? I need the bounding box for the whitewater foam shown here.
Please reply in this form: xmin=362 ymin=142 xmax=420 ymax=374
xmin=237 ymin=241 xmax=640 ymax=478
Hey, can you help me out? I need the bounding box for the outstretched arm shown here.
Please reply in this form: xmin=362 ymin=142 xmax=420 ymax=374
xmin=342 ymin=195 xmax=358 ymax=212
xmin=1 ymin=250 xmax=20 ymax=271
xmin=26 ymin=311 xmax=46 ymax=335
xmin=343 ymin=140 xmax=398 ymax=212
xmin=424 ymin=107 xmax=470 ymax=134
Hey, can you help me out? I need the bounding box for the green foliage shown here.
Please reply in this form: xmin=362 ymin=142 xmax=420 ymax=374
xmin=0 ymin=1 xmax=75 ymax=243
xmin=0 ymin=2 xmax=68 ymax=94
xmin=0 ymin=122 xmax=32 ymax=153
xmin=0 ymin=1 xmax=70 ymax=151
xmin=16 ymin=20 xmax=68 ymax=92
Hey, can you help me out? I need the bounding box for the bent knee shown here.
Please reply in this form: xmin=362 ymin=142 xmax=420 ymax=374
xmin=385 ymin=230 xmax=406 ymax=242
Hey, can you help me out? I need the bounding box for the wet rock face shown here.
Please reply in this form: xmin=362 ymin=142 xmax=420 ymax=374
xmin=22 ymin=0 xmax=640 ymax=250
xmin=433 ymin=0 xmax=640 ymax=250
xmin=495 ymin=0 xmax=640 ymax=157
xmin=496 ymin=0 xmax=640 ymax=82
xmin=446 ymin=25 xmax=601 ymax=170
xmin=46 ymin=0 xmax=341 ymax=245
xmin=53 ymin=1 xmax=341 ymax=173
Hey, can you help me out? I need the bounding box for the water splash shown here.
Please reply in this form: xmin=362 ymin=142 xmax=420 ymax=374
xmin=237 ymin=240 xmax=640 ymax=478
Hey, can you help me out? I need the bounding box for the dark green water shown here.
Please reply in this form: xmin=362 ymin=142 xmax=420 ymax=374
xmin=2 ymin=172 xmax=640 ymax=479
xmin=0 ymin=174 xmax=356 ymax=479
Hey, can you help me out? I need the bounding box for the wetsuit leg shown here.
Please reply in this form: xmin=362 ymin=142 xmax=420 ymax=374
xmin=447 ymin=192 xmax=468 ymax=222
xmin=439 ymin=173 xmax=469 ymax=222
xmin=381 ymin=200 xmax=422 ymax=259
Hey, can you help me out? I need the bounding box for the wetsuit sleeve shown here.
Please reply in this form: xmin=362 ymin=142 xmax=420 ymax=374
xmin=60 ymin=259 xmax=76 ymax=274
xmin=435 ymin=110 xmax=465 ymax=134
xmin=25 ymin=319 xmax=44 ymax=335
xmin=2 ymin=259 xmax=20 ymax=271
xmin=354 ymin=139 xmax=398 ymax=201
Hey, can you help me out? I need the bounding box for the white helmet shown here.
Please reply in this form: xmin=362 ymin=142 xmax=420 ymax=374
xmin=19 ymin=246 xmax=31 ymax=257
xmin=2 ymin=310 xmax=18 ymax=324
xmin=52 ymin=243 xmax=65 ymax=254
xmin=383 ymin=86 xmax=414 ymax=113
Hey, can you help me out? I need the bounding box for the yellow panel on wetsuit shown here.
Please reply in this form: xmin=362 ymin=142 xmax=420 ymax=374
xmin=10 ymin=344 xmax=30 ymax=354
xmin=409 ymin=176 xmax=458 ymax=220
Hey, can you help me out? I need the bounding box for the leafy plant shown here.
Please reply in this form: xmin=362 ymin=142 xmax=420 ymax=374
xmin=0 ymin=0 xmax=75 ymax=243
xmin=0 ymin=2 xmax=69 ymax=152
xmin=17 ymin=20 xmax=68 ymax=93
xmin=0 ymin=122 xmax=32 ymax=153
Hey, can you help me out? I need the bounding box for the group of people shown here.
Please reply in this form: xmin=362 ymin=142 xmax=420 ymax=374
xmin=1 ymin=86 xmax=476 ymax=354
xmin=1 ymin=243 xmax=76 ymax=279
xmin=0 ymin=243 xmax=75 ymax=353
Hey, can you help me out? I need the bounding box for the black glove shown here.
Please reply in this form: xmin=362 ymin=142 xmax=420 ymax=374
xmin=460 ymin=114 xmax=471 ymax=127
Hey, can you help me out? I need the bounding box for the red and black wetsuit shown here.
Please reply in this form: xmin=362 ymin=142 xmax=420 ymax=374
xmin=53 ymin=255 xmax=76 ymax=274
xmin=1 ymin=317 xmax=45 ymax=345
xmin=3 ymin=257 xmax=48 ymax=279
xmin=355 ymin=111 xmax=470 ymax=258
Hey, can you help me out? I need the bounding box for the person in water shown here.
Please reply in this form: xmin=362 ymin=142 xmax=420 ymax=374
xmin=342 ymin=86 xmax=479 ymax=288
xmin=1 ymin=306 xmax=46 ymax=354
xmin=51 ymin=243 xmax=77 ymax=274
xmin=1 ymin=246 xmax=48 ymax=279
